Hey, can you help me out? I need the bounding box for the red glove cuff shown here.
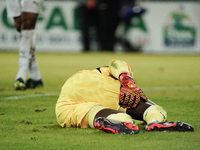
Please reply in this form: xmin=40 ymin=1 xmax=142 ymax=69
xmin=119 ymin=72 xmax=135 ymax=88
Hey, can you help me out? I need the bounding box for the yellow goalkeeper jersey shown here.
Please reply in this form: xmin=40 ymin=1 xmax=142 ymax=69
xmin=56 ymin=60 xmax=133 ymax=128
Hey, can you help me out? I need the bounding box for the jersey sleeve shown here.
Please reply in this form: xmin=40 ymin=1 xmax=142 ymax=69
xmin=109 ymin=59 xmax=133 ymax=79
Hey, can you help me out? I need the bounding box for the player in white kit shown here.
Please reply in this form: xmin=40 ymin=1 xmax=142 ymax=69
xmin=6 ymin=0 xmax=44 ymax=90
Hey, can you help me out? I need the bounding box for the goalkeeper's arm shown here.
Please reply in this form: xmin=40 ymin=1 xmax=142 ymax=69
xmin=109 ymin=59 xmax=147 ymax=109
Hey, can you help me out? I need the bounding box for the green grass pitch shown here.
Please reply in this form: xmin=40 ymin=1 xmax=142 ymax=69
xmin=0 ymin=52 xmax=200 ymax=150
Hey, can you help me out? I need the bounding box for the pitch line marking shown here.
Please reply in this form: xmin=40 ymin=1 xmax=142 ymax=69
xmin=2 ymin=93 xmax=59 ymax=100
xmin=1 ymin=85 xmax=200 ymax=100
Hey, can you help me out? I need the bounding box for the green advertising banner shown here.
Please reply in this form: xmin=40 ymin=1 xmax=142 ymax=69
xmin=0 ymin=1 xmax=81 ymax=52
xmin=0 ymin=1 xmax=200 ymax=53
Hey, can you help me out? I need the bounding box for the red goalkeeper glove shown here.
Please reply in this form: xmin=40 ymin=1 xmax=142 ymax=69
xmin=119 ymin=72 xmax=147 ymax=109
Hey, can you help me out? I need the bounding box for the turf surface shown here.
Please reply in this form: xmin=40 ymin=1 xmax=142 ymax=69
xmin=0 ymin=52 xmax=200 ymax=150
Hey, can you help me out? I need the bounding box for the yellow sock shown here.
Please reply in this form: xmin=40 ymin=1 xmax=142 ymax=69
xmin=83 ymin=106 xmax=134 ymax=128
xmin=84 ymin=106 xmax=107 ymax=128
xmin=107 ymin=113 xmax=134 ymax=124
xmin=143 ymin=105 xmax=167 ymax=124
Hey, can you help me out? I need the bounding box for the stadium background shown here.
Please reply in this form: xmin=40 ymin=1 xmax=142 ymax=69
xmin=0 ymin=0 xmax=200 ymax=54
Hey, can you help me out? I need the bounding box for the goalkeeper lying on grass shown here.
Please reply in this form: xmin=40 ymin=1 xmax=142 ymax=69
xmin=55 ymin=59 xmax=194 ymax=134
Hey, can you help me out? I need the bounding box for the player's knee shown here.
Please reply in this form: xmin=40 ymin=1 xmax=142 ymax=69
xmin=22 ymin=20 xmax=35 ymax=29
xmin=21 ymin=14 xmax=38 ymax=30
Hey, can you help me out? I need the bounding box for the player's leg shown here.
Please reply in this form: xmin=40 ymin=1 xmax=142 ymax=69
xmin=6 ymin=1 xmax=25 ymax=90
xmin=84 ymin=106 xmax=139 ymax=134
xmin=56 ymin=101 xmax=139 ymax=134
xmin=26 ymin=29 xmax=43 ymax=89
xmin=143 ymin=104 xmax=194 ymax=132
xmin=126 ymin=100 xmax=194 ymax=132
xmin=12 ymin=15 xmax=27 ymax=90
xmin=14 ymin=12 xmax=38 ymax=90
xmin=21 ymin=0 xmax=44 ymax=89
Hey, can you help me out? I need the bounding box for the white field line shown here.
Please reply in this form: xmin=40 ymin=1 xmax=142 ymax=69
xmin=2 ymin=93 xmax=59 ymax=100
xmin=1 ymin=85 xmax=200 ymax=100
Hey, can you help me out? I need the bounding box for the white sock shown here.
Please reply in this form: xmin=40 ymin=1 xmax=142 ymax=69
xmin=15 ymin=30 xmax=33 ymax=82
xmin=29 ymin=30 xmax=41 ymax=81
